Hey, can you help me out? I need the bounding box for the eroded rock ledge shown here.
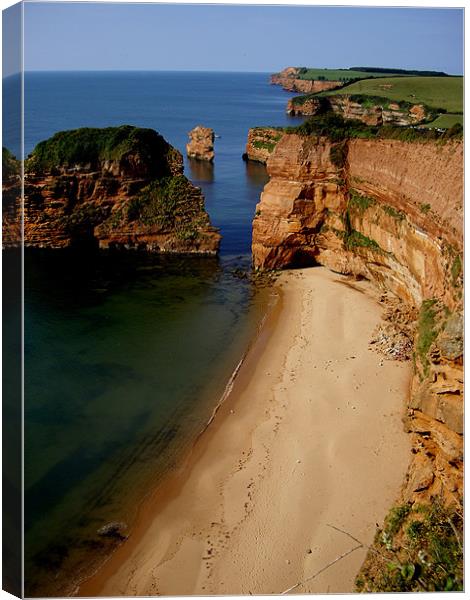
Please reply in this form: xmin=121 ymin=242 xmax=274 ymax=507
xmin=3 ymin=126 xmax=220 ymax=254
xmin=252 ymin=131 xmax=463 ymax=510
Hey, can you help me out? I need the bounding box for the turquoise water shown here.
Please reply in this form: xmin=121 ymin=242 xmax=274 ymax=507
xmin=4 ymin=71 xmax=303 ymax=595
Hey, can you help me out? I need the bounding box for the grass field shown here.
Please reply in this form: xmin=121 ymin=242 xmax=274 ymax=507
xmin=319 ymin=76 xmax=463 ymax=113
xmin=421 ymin=114 xmax=464 ymax=129
xmin=298 ymin=68 xmax=409 ymax=81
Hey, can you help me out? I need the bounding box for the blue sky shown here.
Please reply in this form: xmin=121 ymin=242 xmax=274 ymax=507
xmin=16 ymin=3 xmax=464 ymax=75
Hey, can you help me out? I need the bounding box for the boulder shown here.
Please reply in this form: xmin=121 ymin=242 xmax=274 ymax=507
xmin=97 ymin=521 xmax=128 ymax=540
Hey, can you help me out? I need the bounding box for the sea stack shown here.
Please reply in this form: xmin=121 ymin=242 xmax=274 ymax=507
xmin=186 ymin=126 xmax=215 ymax=162
xmin=4 ymin=125 xmax=221 ymax=255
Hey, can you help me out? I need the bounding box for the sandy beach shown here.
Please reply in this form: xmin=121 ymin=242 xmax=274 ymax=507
xmin=78 ymin=266 xmax=411 ymax=596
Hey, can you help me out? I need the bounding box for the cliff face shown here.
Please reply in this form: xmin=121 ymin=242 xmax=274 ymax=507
xmin=286 ymin=96 xmax=323 ymax=117
xmin=253 ymin=133 xmax=463 ymax=505
xmin=287 ymin=95 xmax=431 ymax=126
xmin=2 ymin=148 xmax=22 ymax=245
xmin=4 ymin=126 xmax=220 ymax=254
xmin=270 ymin=67 xmax=342 ymax=94
xmin=275 ymin=78 xmax=341 ymax=94
xmin=242 ymin=127 xmax=283 ymax=164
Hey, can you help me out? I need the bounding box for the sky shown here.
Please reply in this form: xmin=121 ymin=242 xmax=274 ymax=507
xmin=3 ymin=2 xmax=465 ymax=76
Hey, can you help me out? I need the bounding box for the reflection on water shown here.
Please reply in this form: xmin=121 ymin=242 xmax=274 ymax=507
xmin=245 ymin=160 xmax=270 ymax=187
xmin=187 ymin=157 xmax=215 ymax=183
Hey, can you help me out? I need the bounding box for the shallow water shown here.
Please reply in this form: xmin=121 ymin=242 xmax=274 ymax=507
xmin=23 ymin=250 xmax=274 ymax=595
xmin=3 ymin=71 xmax=303 ymax=594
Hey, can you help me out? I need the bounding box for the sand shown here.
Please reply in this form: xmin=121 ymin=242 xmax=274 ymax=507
xmin=78 ymin=266 xmax=411 ymax=597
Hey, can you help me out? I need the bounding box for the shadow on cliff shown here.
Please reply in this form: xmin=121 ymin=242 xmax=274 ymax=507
xmin=286 ymin=249 xmax=319 ymax=269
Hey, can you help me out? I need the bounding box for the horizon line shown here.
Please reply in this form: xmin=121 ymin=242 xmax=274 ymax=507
xmin=4 ymin=67 xmax=463 ymax=78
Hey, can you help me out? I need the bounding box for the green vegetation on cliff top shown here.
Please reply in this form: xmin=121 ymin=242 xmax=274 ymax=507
xmin=26 ymin=125 xmax=173 ymax=172
xmin=284 ymin=113 xmax=463 ymax=143
xmin=319 ymin=76 xmax=463 ymax=113
xmin=252 ymin=139 xmax=280 ymax=153
xmin=292 ymin=66 xmax=449 ymax=82
xmin=421 ymin=113 xmax=464 ymax=129
xmin=2 ymin=147 xmax=20 ymax=178
xmin=296 ymin=68 xmax=411 ymax=82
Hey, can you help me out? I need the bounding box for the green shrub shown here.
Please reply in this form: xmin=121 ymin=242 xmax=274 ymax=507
xmin=348 ymin=93 xmax=411 ymax=111
xmin=406 ymin=519 xmax=424 ymax=542
xmin=2 ymin=147 xmax=20 ymax=178
xmin=345 ymin=229 xmax=381 ymax=252
xmin=420 ymin=203 xmax=431 ymax=214
xmin=451 ymin=254 xmax=462 ymax=285
xmin=358 ymin=500 xmax=463 ymax=592
xmin=285 ymin=113 xmax=376 ymax=142
xmin=386 ymin=504 xmax=411 ymax=536
xmin=252 ymin=140 xmax=277 ymax=153
xmin=348 ymin=189 xmax=376 ymax=212
xmin=416 ymin=299 xmax=438 ymax=374
xmin=382 ymin=204 xmax=405 ymax=220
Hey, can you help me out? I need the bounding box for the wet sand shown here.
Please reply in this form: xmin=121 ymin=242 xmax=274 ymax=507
xmin=78 ymin=266 xmax=411 ymax=596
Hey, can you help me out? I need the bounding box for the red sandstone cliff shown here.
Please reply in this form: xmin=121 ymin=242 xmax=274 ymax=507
xmin=270 ymin=67 xmax=342 ymax=94
xmin=252 ymin=132 xmax=463 ymax=508
xmin=3 ymin=127 xmax=220 ymax=254
xmin=242 ymin=128 xmax=283 ymax=164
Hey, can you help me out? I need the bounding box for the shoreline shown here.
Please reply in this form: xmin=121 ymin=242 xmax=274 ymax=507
xmin=78 ymin=266 xmax=411 ymax=596
xmin=74 ymin=275 xmax=284 ymax=597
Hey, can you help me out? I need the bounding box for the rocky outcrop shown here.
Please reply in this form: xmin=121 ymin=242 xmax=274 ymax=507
xmin=286 ymin=96 xmax=323 ymax=117
xmin=287 ymin=94 xmax=432 ymax=126
xmin=270 ymin=66 xmax=300 ymax=82
xmin=270 ymin=67 xmax=342 ymax=94
xmin=252 ymin=132 xmax=463 ymax=505
xmin=242 ymin=127 xmax=283 ymax=164
xmin=4 ymin=126 xmax=220 ymax=254
xmin=186 ymin=126 xmax=215 ymax=162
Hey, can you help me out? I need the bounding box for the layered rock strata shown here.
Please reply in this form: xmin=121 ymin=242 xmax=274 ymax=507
xmin=252 ymin=132 xmax=463 ymax=506
xmin=242 ymin=127 xmax=283 ymax=164
xmin=186 ymin=126 xmax=215 ymax=162
xmin=287 ymin=95 xmax=431 ymax=126
xmin=270 ymin=67 xmax=342 ymax=94
xmin=3 ymin=126 xmax=220 ymax=254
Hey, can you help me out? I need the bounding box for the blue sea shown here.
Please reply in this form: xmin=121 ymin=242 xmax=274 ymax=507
xmin=3 ymin=71 xmax=302 ymax=595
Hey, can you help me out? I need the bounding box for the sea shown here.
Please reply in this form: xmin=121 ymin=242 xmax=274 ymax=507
xmin=3 ymin=71 xmax=303 ymax=595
